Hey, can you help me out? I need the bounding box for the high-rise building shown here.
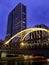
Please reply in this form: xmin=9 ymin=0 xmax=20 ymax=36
xmin=6 ymin=3 xmax=27 ymax=39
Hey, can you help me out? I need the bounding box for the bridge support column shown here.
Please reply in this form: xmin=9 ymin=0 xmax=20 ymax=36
xmin=1 ymin=52 xmax=7 ymax=58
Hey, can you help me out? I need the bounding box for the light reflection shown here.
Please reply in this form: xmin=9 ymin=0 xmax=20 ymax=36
xmin=47 ymin=59 xmax=49 ymax=62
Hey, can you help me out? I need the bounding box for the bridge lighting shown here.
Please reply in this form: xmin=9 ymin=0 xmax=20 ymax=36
xmin=5 ymin=28 xmax=48 ymax=45
xmin=29 ymin=55 xmax=32 ymax=58
xmin=3 ymin=40 xmax=9 ymax=46
xmin=24 ymin=55 xmax=29 ymax=59
xmin=47 ymin=59 xmax=49 ymax=62
xmin=20 ymin=42 xmax=25 ymax=47
xmin=24 ymin=55 xmax=34 ymax=60
xmin=1 ymin=52 xmax=7 ymax=58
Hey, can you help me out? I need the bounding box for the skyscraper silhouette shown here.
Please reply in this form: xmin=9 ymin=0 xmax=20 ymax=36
xmin=6 ymin=3 xmax=27 ymax=39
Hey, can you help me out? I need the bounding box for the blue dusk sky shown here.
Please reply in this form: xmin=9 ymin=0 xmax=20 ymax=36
xmin=0 ymin=0 xmax=49 ymax=39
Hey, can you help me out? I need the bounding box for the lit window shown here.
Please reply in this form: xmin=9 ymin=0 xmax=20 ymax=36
xmin=23 ymin=21 xmax=25 ymax=24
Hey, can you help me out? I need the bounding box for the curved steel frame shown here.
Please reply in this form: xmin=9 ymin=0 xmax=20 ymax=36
xmin=5 ymin=28 xmax=49 ymax=45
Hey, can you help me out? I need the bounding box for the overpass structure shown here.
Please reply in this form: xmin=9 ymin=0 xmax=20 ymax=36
xmin=0 ymin=28 xmax=49 ymax=58
xmin=5 ymin=28 xmax=49 ymax=45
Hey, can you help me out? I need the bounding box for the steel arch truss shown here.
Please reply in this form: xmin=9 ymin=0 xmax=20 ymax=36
xmin=5 ymin=28 xmax=49 ymax=45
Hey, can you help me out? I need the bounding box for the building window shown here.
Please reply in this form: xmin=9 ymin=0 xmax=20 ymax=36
xmin=22 ymin=12 xmax=26 ymax=15
xmin=22 ymin=21 xmax=25 ymax=24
